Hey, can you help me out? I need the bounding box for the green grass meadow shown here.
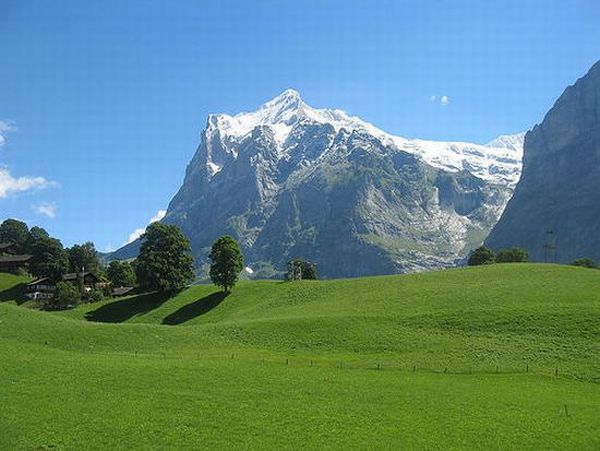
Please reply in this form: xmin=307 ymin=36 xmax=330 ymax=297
xmin=1 ymin=264 xmax=599 ymax=449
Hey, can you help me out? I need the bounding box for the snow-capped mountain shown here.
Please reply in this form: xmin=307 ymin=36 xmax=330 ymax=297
xmin=204 ymin=89 xmax=523 ymax=185
xmin=112 ymin=90 xmax=524 ymax=278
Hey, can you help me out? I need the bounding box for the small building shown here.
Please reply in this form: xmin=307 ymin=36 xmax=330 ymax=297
xmin=0 ymin=254 xmax=31 ymax=274
xmin=26 ymin=277 xmax=56 ymax=301
xmin=111 ymin=286 xmax=135 ymax=297
xmin=26 ymin=271 xmax=104 ymax=300
xmin=62 ymin=271 xmax=103 ymax=289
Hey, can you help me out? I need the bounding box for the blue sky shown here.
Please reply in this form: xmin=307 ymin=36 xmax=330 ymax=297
xmin=0 ymin=0 xmax=598 ymax=252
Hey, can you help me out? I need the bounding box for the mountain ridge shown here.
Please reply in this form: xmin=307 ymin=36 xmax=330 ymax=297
xmin=201 ymin=89 xmax=524 ymax=185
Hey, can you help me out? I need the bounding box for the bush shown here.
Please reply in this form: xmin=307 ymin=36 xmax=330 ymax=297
xmin=48 ymin=282 xmax=80 ymax=310
xmin=15 ymin=267 xmax=30 ymax=277
xmin=467 ymin=246 xmax=495 ymax=266
xmin=86 ymin=287 xmax=104 ymax=303
xmin=496 ymin=248 xmax=529 ymax=263
xmin=571 ymin=258 xmax=598 ymax=269
xmin=101 ymin=283 xmax=114 ymax=297
xmin=286 ymin=259 xmax=318 ymax=280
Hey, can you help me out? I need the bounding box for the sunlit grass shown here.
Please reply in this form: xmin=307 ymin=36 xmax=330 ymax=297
xmin=1 ymin=264 xmax=599 ymax=449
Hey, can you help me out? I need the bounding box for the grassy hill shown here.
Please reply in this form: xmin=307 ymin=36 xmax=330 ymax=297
xmin=1 ymin=264 xmax=599 ymax=449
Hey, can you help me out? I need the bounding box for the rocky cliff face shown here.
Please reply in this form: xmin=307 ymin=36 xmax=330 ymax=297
xmin=486 ymin=61 xmax=600 ymax=262
xmin=113 ymin=90 xmax=523 ymax=278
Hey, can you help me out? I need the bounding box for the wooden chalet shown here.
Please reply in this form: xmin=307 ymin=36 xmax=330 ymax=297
xmin=0 ymin=254 xmax=31 ymax=274
xmin=62 ymin=271 xmax=103 ymax=288
xmin=26 ymin=277 xmax=56 ymax=301
xmin=26 ymin=271 xmax=104 ymax=300
xmin=0 ymin=241 xmax=31 ymax=274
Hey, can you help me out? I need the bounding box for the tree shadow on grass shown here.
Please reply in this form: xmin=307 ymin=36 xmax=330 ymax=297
xmin=162 ymin=291 xmax=228 ymax=325
xmin=85 ymin=291 xmax=171 ymax=323
xmin=0 ymin=283 xmax=29 ymax=305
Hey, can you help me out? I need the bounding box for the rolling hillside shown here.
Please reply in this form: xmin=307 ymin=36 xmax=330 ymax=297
xmin=1 ymin=265 xmax=599 ymax=449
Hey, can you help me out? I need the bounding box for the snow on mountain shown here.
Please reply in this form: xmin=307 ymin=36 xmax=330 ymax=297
xmin=486 ymin=132 xmax=526 ymax=152
xmin=204 ymin=89 xmax=524 ymax=185
xmin=208 ymin=89 xmax=382 ymax=145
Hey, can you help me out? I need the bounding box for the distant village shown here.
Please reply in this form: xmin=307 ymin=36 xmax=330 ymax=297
xmin=0 ymin=219 xmax=137 ymax=308
xmin=0 ymin=240 xmax=134 ymax=301
xmin=0 ymin=217 xmax=319 ymax=309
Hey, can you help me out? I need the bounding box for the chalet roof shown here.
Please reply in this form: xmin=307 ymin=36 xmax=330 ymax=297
xmin=62 ymin=271 xmax=101 ymax=282
xmin=112 ymin=286 xmax=135 ymax=296
xmin=27 ymin=272 xmax=104 ymax=287
xmin=28 ymin=277 xmax=51 ymax=286
xmin=0 ymin=254 xmax=31 ymax=263
xmin=0 ymin=242 xmax=15 ymax=250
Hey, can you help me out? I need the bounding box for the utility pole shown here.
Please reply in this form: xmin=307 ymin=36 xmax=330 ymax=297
xmin=543 ymin=231 xmax=555 ymax=263
xmin=78 ymin=265 xmax=86 ymax=297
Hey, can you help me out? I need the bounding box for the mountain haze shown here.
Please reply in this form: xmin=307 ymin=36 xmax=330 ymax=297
xmin=113 ymin=91 xmax=523 ymax=278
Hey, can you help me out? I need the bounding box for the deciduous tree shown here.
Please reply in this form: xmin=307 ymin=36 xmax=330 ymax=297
xmin=28 ymin=226 xmax=50 ymax=248
xmin=135 ymin=223 xmax=195 ymax=292
xmin=68 ymin=242 xmax=101 ymax=273
xmin=49 ymin=281 xmax=80 ymax=309
xmin=467 ymin=246 xmax=495 ymax=266
xmin=29 ymin=236 xmax=69 ymax=281
xmin=0 ymin=218 xmax=29 ymax=253
xmin=496 ymin=247 xmax=529 ymax=263
xmin=107 ymin=260 xmax=137 ymax=287
xmin=286 ymin=258 xmax=318 ymax=280
xmin=209 ymin=236 xmax=244 ymax=292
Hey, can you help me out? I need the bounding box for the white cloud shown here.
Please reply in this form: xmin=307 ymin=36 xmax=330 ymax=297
xmin=429 ymin=95 xmax=450 ymax=106
xmin=0 ymin=167 xmax=55 ymax=198
xmin=34 ymin=202 xmax=57 ymax=218
xmin=150 ymin=209 xmax=167 ymax=223
xmin=0 ymin=121 xmax=16 ymax=133
xmin=0 ymin=121 xmax=56 ymax=198
xmin=126 ymin=227 xmax=146 ymax=245
xmin=125 ymin=209 xmax=167 ymax=244
xmin=0 ymin=120 xmax=16 ymax=147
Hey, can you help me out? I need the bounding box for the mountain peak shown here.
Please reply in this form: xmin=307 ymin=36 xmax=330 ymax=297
xmin=257 ymin=89 xmax=307 ymax=124
xmin=208 ymin=89 xmax=347 ymax=145
xmin=260 ymin=89 xmax=304 ymax=115
xmin=264 ymin=89 xmax=303 ymax=107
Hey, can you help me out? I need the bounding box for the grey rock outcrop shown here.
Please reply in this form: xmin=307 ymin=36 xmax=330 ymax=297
xmin=486 ymin=61 xmax=600 ymax=262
